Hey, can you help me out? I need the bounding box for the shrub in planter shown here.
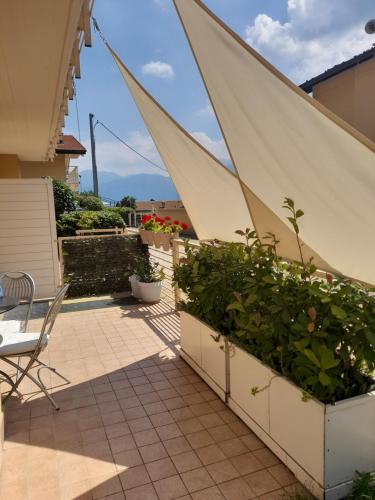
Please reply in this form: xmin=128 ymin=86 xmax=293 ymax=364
xmin=173 ymin=198 xmax=375 ymax=405
xmin=133 ymin=259 xmax=165 ymax=302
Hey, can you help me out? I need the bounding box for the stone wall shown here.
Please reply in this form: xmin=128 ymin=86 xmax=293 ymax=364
xmin=60 ymin=234 xmax=148 ymax=297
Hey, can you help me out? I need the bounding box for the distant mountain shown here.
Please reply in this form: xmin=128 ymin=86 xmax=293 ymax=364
xmin=80 ymin=170 xmax=179 ymax=201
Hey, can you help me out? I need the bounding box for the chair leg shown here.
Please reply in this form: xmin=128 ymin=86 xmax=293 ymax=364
xmin=1 ymin=358 xmax=60 ymax=410
xmin=35 ymin=360 xmax=70 ymax=384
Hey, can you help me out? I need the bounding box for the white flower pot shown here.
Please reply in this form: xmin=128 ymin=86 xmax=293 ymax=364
xmin=129 ymin=274 xmax=141 ymax=299
xmin=179 ymin=312 xmax=227 ymax=401
xmin=138 ymin=281 xmax=162 ymax=303
xmin=179 ymin=312 xmax=375 ymax=499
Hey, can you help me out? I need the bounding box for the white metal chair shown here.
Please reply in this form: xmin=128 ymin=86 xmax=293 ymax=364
xmin=0 ymin=284 xmax=70 ymax=410
xmin=0 ymin=272 xmax=35 ymax=334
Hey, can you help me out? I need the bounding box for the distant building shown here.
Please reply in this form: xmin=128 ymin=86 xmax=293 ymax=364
xmin=300 ymin=48 xmax=375 ymax=143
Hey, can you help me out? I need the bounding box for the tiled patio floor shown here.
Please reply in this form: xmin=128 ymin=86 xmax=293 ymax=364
xmin=0 ymin=298 xmax=306 ymax=500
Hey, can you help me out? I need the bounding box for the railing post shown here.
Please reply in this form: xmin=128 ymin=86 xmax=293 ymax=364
xmin=172 ymin=239 xmax=181 ymax=307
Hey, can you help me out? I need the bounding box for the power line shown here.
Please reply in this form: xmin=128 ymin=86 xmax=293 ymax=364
xmin=72 ymin=80 xmax=81 ymax=141
xmin=95 ymin=119 xmax=167 ymax=173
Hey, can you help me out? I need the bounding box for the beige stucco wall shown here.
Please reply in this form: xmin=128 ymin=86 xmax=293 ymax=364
xmin=0 ymin=154 xmax=21 ymax=178
xmin=19 ymin=155 xmax=67 ymax=180
xmin=313 ymin=58 xmax=375 ymax=143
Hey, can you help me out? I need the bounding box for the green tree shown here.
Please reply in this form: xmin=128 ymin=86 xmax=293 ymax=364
xmin=78 ymin=195 xmax=104 ymax=211
xmin=118 ymin=195 xmax=136 ymax=209
xmin=52 ymin=179 xmax=77 ymax=218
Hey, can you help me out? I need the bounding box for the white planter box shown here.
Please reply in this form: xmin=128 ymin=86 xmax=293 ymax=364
xmin=228 ymin=342 xmax=375 ymax=500
xmin=179 ymin=314 xmax=375 ymax=499
xmin=229 ymin=344 xmax=275 ymax=433
xmin=179 ymin=312 xmax=227 ymax=400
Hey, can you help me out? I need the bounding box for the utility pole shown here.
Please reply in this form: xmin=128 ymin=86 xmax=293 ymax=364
xmin=89 ymin=113 xmax=99 ymax=196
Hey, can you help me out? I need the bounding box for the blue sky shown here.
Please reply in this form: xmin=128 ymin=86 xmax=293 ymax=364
xmin=65 ymin=0 xmax=374 ymax=178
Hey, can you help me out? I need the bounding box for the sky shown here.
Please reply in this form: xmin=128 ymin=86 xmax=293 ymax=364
xmin=65 ymin=0 xmax=375 ymax=179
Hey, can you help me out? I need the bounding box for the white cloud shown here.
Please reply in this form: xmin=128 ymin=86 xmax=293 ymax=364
xmin=153 ymin=0 xmax=169 ymax=11
xmin=244 ymin=0 xmax=374 ymax=83
xmin=76 ymin=131 xmax=167 ymax=176
xmin=141 ymin=61 xmax=175 ymax=79
xmin=196 ymin=102 xmax=215 ymax=117
xmin=190 ymin=131 xmax=229 ymax=161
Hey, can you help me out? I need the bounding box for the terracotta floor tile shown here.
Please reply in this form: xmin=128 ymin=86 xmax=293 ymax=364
xmin=171 ymin=450 xmax=202 ymax=473
xmin=90 ymin=473 xmax=123 ymax=499
xmin=230 ymin=452 xmax=264 ymax=475
xmin=206 ymin=459 xmax=240 ymax=484
xmin=195 ymin=444 xmax=226 ymax=465
xmin=113 ymin=449 xmax=143 ymax=470
xmin=191 ymin=486 xmax=225 ymax=500
xmin=156 ymin=423 xmax=183 ymax=441
xmin=208 ymin=425 xmax=236 ymax=443
xmin=253 ymin=448 xmax=280 ymax=467
xmin=128 ymin=416 xmax=154 ymax=433
xmin=240 ymin=433 xmax=265 ymax=451
xmin=139 ymin=442 xmax=168 ymax=463
xmin=268 ymin=464 xmax=296 ymax=486
xmin=163 ymin=436 xmax=192 ymax=456
xmin=146 ymin=457 xmax=177 ymax=481
xmin=153 ymin=474 xmax=189 ymax=500
xmin=218 ymin=478 xmax=256 ymax=500
xmin=105 ymin=421 xmax=131 ymax=439
xmin=149 ymin=411 xmax=175 ymax=428
xmin=133 ymin=428 xmax=160 ymax=447
xmin=125 ymin=483 xmax=159 ymax=500
xmin=186 ymin=430 xmax=214 ymax=450
xmin=219 ymin=438 xmax=249 ymax=458
xmin=110 ymin=434 xmax=137 ymax=454
xmin=258 ymin=489 xmax=285 ymax=500
xmin=244 ymin=470 xmax=281 ymax=496
xmin=181 ymin=466 xmax=215 ymax=493
xmin=178 ymin=418 xmax=205 ymax=435
xmin=119 ymin=464 xmax=151 ymax=490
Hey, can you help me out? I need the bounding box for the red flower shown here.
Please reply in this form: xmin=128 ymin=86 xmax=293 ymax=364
xmin=156 ymin=217 xmax=163 ymax=223
xmin=181 ymin=223 xmax=189 ymax=231
xmin=151 ymin=213 xmax=157 ymax=218
xmin=164 ymin=216 xmax=171 ymax=221
xmin=173 ymin=220 xmax=180 ymax=225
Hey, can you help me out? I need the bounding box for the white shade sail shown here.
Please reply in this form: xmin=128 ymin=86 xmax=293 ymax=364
xmin=108 ymin=46 xmax=253 ymax=242
xmin=174 ymin=0 xmax=375 ymax=284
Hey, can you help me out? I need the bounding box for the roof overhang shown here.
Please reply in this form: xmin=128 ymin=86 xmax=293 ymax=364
xmin=0 ymin=0 xmax=93 ymax=161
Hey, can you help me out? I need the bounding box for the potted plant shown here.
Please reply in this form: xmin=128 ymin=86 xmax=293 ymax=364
xmin=136 ymin=260 xmax=165 ymax=303
xmin=173 ymin=199 xmax=375 ymax=500
xmin=128 ymin=273 xmax=141 ymax=299
xmin=139 ymin=214 xmax=188 ymax=250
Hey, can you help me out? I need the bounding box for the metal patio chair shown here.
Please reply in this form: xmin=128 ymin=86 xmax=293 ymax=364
xmin=0 ymin=284 xmax=70 ymax=410
xmin=0 ymin=272 xmax=35 ymax=334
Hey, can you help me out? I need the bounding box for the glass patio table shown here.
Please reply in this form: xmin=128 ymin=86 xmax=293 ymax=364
xmin=0 ymin=296 xmax=20 ymax=314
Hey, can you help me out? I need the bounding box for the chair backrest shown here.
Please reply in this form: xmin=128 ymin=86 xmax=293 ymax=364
xmin=41 ymin=284 xmax=70 ymax=338
xmin=0 ymin=272 xmax=35 ymax=331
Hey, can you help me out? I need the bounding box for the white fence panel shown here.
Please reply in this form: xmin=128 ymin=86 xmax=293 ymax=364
xmin=0 ymin=178 xmax=59 ymax=299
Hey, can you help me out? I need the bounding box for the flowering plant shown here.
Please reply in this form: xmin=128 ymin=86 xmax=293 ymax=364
xmin=140 ymin=214 xmax=188 ymax=234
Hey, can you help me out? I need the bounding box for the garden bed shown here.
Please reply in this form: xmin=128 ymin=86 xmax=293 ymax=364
xmin=180 ymin=311 xmax=375 ymax=500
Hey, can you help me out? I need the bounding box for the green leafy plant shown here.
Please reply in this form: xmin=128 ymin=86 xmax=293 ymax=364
xmin=173 ymin=198 xmax=375 ymax=404
xmin=78 ymin=195 xmax=104 ymax=211
xmin=52 ymin=179 xmax=77 ymax=218
xmin=118 ymin=195 xmax=136 ymax=210
xmin=57 ymin=209 xmax=125 ymax=236
xmin=134 ymin=259 xmax=165 ymax=283
xmin=348 ymin=471 xmax=375 ymax=499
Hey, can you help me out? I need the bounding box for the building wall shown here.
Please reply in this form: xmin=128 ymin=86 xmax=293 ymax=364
xmin=313 ymin=58 xmax=375 ymax=143
xmin=19 ymin=155 xmax=67 ymax=180
xmin=0 ymin=154 xmax=21 ymax=178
